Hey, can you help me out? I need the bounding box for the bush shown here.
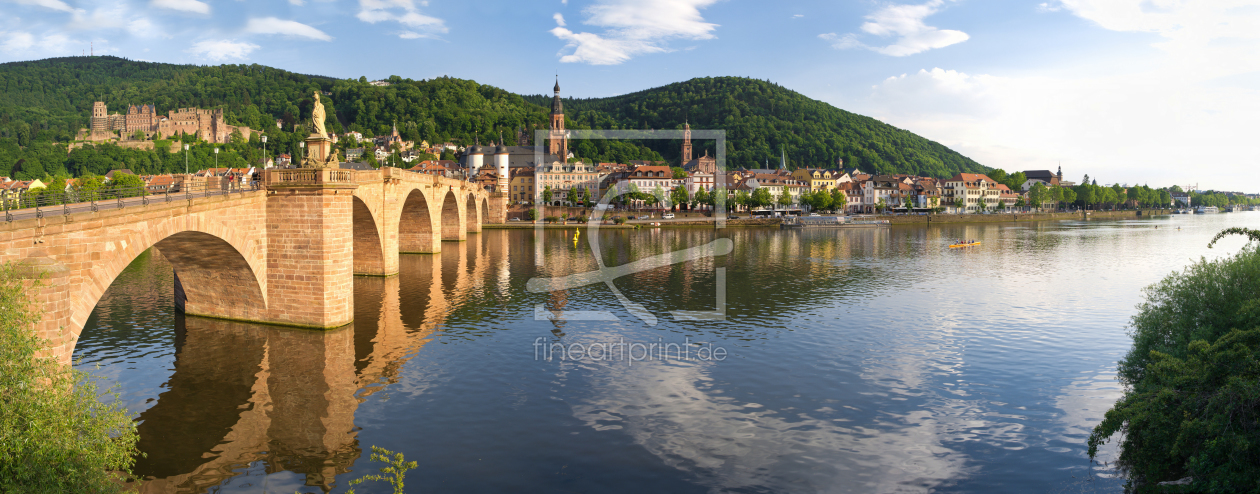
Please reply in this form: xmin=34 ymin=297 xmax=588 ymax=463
xmin=525 ymin=208 xmax=538 ymax=221
xmin=1089 ymin=229 xmax=1260 ymax=491
xmin=544 ymin=216 xmax=559 ymax=223
xmin=613 ymin=216 xmax=626 ymax=225
xmin=575 ymin=216 xmax=588 ymax=223
xmin=0 ymin=263 xmax=141 ymax=493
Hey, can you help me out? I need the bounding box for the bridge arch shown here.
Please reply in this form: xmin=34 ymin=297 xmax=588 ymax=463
xmin=352 ymin=196 xmax=387 ymax=275
xmin=440 ymin=189 xmax=465 ymax=241
xmin=481 ymin=197 xmax=490 ymax=225
xmin=399 ymin=188 xmax=439 ymax=253
xmin=66 ymin=218 xmax=269 ymax=357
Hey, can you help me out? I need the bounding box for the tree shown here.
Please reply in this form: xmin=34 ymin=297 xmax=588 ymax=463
xmin=876 ymin=198 xmax=888 ymax=213
xmin=1062 ymin=188 xmax=1077 ymax=207
xmin=671 ymin=167 xmax=688 ymax=179
xmin=581 ymin=187 xmax=591 ymax=206
xmin=542 ymin=185 xmax=554 ymax=204
xmin=651 ymin=186 xmax=665 ymax=208
xmin=750 ymin=187 xmax=772 ymax=208
xmin=831 ymin=189 xmax=847 ymax=213
xmin=953 ymin=197 xmax=965 ymax=212
xmin=670 ymin=187 xmax=688 ymax=211
xmin=131 ymin=129 xmax=146 ymax=141
xmin=695 ymin=188 xmax=710 ymax=210
xmin=903 ymin=195 xmax=914 ymax=212
xmin=1029 ymin=182 xmax=1048 ymax=211
xmin=526 ymin=208 xmax=538 ymax=220
xmin=777 ymin=186 xmax=793 ymax=206
xmin=109 ymin=172 xmax=147 ymax=197
xmin=734 ymin=190 xmax=750 ymax=211
xmin=0 ymin=263 xmax=141 ymax=492
xmin=566 ymin=186 xmax=580 ymax=206
xmin=1089 ymin=231 xmax=1260 ymax=490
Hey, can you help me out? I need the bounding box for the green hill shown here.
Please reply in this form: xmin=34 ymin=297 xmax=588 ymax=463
xmin=0 ymin=57 xmax=984 ymax=179
xmin=524 ymin=77 xmax=986 ymax=176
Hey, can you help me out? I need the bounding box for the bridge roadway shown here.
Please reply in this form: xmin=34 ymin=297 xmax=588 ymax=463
xmin=1 ymin=167 xmax=506 ymax=363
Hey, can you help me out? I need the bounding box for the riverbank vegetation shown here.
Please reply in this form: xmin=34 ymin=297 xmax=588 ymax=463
xmin=1089 ymin=228 xmax=1260 ymax=492
xmin=0 ymin=263 xmax=141 ymax=492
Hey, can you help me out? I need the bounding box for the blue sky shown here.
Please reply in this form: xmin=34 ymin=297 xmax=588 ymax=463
xmin=2 ymin=0 xmax=1258 ymax=190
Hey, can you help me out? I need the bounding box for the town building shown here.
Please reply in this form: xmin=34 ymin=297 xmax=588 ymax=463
xmin=509 ymin=168 xmax=536 ymax=204
xmin=1021 ymin=167 xmax=1064 ymax=191
xmin=943 ymin=173 xmax=1001 ymax=212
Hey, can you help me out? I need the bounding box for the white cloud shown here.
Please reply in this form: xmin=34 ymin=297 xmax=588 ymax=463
xmin=357 ymin=0 xmax=448 ymax=38
xmin=289 ymin=0 xmax=305 ymax=5
xmin=793 ymin=14 xmax=804 ymax=18
xmin=553 ymin=12 xmax=566 ymax=26
xmin=0 ymin=30 xmax=78 ymax=55
xmin=151 ymin=0 xmax=210 ymax=14
xmin=550 ymin=0 xmax=719 ymax=65
xmin=0 ymin=32 xmax=36 ymax=52
xmin=9 ymin=0 xmax=78 ymax=13
xmin=244 ymin=17 xmax=332 ymax=41
xmin=860 ymin=65 xmax=1260 ymax=189
xmin=822 ymin=0 xmax=968 ymax=56
xmin=187 ymin=39 xmax=259 ymax=61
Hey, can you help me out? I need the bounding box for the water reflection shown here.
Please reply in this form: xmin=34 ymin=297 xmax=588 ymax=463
xmin=71 ymin=213 xmax=1260 ymax=493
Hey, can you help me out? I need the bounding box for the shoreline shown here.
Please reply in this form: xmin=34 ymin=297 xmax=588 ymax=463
xmin=486 ymin=210 xmax=1175 ymax=229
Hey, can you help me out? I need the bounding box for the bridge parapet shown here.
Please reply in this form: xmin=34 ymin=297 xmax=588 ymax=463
xmin=264 ymin=169 xmax=356 ymax=189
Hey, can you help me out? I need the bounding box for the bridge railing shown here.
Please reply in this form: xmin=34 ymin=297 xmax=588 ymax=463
xmin=3 ymin=176 xmax=260 ymax=223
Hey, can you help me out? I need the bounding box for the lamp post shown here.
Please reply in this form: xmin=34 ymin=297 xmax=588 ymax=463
xmin=214 ymin=147 xmax=219 ymax=169
xmin=299 ymin=141 xmax=305 ymax=167
xmin=184 ymin=144 xmax=189 ymax=175
xmin=261 ymin=135 xmax=268 ymax=169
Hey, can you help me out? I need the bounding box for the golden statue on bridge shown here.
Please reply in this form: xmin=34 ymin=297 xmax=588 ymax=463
xmin=302 ymin=91 xmax=339 ymax=169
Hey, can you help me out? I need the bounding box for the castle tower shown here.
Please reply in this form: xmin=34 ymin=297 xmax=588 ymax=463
xmin=494 ymin=137 xmax=509 ymax=193
xmin=91 ymin=101 xmax=108 ymax=134
xmin=468 ymin=140 xmax=485 ymax=176
xmin=681 ymin=121 xmax=692 ymax=164
xmin=548 ymin=78 xmax=568 ymax=160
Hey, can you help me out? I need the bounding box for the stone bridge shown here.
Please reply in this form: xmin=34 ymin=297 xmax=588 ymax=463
xmin=1 ymin=167 xmax=505 ymax=363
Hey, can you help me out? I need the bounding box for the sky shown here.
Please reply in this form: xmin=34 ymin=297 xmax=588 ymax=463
xmin=1 ymin=0 xmax=1258 ymax=190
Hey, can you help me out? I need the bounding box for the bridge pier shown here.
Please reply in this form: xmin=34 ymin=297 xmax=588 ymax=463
xmin=263 ymin=170 xmax=357 ymax=329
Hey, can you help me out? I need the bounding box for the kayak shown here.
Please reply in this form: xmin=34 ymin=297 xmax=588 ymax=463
xmin=949 ymin=242 xmax=981 ymax=248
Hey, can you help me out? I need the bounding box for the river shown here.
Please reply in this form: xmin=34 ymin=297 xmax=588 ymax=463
xmin=73 ymin=212 xmax=1260 ymax=493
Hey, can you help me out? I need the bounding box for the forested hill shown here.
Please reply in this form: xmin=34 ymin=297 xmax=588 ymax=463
xmin=524 ymin=77 xmax=986 ymax=177
xmin=0 ymin=57 xmax=985 ymax=179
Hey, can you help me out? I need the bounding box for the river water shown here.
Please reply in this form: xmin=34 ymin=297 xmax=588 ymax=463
xmin=74 ymin=212 xmax=1260 ymax=494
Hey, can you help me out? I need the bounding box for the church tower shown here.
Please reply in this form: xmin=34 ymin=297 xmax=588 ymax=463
xmin=681 ymin=121 xmax=692 ymax=164
xmin=548 ymin=78 xmax=568 ymax=160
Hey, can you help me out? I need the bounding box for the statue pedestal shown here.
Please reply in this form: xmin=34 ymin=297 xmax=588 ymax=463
xmin=302 ymin=134 xmax=338 ymax=169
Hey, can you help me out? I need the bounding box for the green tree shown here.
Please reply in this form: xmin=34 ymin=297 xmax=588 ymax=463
xmin=1029 ymin=182 xmax=1048 ymax=211
xmin=734 ymin=190 xmax=750 ymax=211
xmin=1089 ymin=229 xmax=1260 ymax=491
xmin=830 ymin=189 xmax=847 ymax=212
xmin=670 ymin=187 xmax=688 ymax=211
xmin=0 ymin=263 xmax=141 ymax=492
xmin=750 ymin=187 xmax=772 ymax=208
xmin=109 ymin=172 xmax=147 ymax=197
xmin=542 ymin=185 xmax=554 ymax=204
xmin=671 ymin=167 xmax=688 ymax=179
xmin=695 ymin=187 xmax=710 ymax=210
xmin=566 ymin=186 xmax=580 ymax=205
xmin=953 ymin=197 xmax=965 ymax=212
xmin=903 ymin=195 xmax=914 ymax=212
xmin=876 ymin=198 xmax=888 ymax=213
xmin=777 ymin=186 xmax=793 ymax=206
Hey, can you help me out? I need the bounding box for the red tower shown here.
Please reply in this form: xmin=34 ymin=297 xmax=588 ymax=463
xmin=548 ymin=79 xmax=568 ymax=160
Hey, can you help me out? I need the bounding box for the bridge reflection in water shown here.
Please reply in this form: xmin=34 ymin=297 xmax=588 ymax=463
xmin=113 ymin=231 xmax=504 ymax=493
